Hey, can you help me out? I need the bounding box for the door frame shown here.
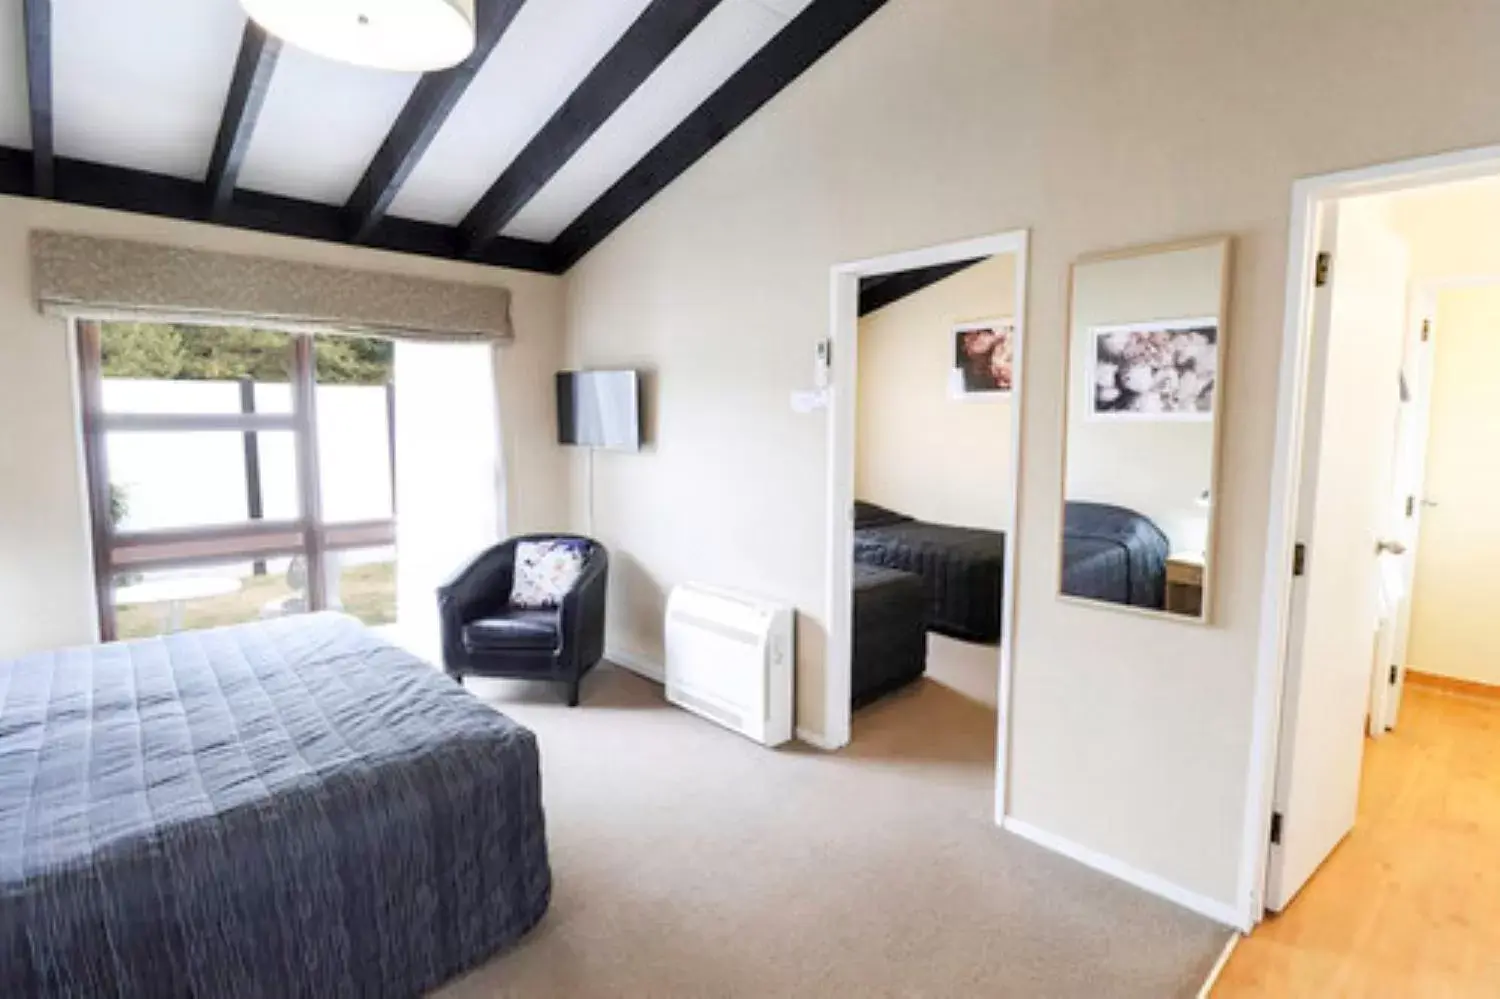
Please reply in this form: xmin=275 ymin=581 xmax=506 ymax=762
xmin=1240 ymin=143 xmax=1500 ymax=928
xmin=822 ymin=229 xmax=1029 ymax=821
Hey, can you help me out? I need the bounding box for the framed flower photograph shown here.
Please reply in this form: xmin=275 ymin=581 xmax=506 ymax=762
xmin=949 ymin=318 xmax=1015 ymax=400
xmin=1086 ymin=317 xmax=1218 ymax=420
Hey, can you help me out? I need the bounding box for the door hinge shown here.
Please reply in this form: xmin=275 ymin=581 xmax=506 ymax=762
xmin=1406 ymin=495 xmax=1415 ymax=518
xmin=1390 ymin=664 xmax=1399 ymax=685
xmin=1314 ymin=252 xmax=1332 ymax=287
xmin=1421 ymin=318 xmax=1431 ymax=342
xmin=1292 ymin=543 xmax=1307 ymax=577
xmin=1270 ymin=811 xmax=1284 ymax=845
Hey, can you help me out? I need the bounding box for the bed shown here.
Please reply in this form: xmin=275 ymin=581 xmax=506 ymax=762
xmin=1061 ymin=500 xmax=1171 ymax=610
xmin=852 ymin=500 xmax=1170 ymax=641
xmin=0 ymin=612 xmax=551 ymax=999
xmin=853 ymin=501 xmax=1007 ymax=644
xmin=851 ymin=563 xmax=928 ymax=707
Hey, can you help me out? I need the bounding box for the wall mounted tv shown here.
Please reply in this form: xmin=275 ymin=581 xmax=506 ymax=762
xmin=556 ymin=370 xmax=642 ymax=451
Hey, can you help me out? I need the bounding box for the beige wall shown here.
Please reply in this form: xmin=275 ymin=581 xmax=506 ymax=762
xmin=856 ymin=253 xmax=1015 ymax=530
xmin=0 ymin=196 xmax=568 ymax=660
xmin=563 ymin=0 xmax=1500 ymax=911
xmin=1064 ymin=243 xmax=1221 ymax=557
xmin=1408 ymin=288 xmax=1500 ymax=686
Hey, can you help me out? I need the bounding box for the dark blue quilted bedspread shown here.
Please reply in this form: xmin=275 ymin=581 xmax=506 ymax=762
xmin=1061 ymin=501 xmax=1171 ymax=609
xmin=853 ymin=521 xmax=1006 ymax=644
xmin=0 ymin=613 xmax=550 ymax=998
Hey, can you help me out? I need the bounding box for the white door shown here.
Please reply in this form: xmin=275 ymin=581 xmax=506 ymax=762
xmin=1406 ymin=287 xmax=1500 ymax=691
xmin=1266 ymin=197 xmax=1410 ymax=912
xmin=1374 ymin=297 xmax=1438 ymax=732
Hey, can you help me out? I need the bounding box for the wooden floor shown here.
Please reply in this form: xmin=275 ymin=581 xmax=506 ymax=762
xmin=1214 ymin=685 xmax=1500 ymax=996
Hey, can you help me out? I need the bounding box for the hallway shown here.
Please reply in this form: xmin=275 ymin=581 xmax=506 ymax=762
xmin=1216 ymin=684 xmax=1500 ymax=995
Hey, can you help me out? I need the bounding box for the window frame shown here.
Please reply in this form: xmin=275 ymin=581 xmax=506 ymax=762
xmin=78 ymin=320 xmax=396 ymax=641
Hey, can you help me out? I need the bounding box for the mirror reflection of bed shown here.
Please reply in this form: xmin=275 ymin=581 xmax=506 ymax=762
xmin=850 ymin=251 xmax=1017 ymax=715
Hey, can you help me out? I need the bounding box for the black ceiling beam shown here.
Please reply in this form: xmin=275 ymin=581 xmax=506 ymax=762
xmin=551 ymin=0 xmax=889 ymax=271
xmin=461 ymin=0 xmax=724 ymax=254
xmin=346 ymin=0 xmax=528 ymax=243
xmin=23 ymin=0 xmax=54 ymax=198
xmin=858 ymin=258 xmax=989 ymax=317
xmin=206 ymin=23 xmax=283 ymax=219
xmin=0 ymin=146 xmax=561 ymax=274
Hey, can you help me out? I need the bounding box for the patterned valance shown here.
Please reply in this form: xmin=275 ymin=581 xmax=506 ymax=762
xmin=30 ymin=230 xmax=513 ymax=342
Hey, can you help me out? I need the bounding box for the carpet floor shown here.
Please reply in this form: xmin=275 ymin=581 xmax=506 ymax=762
xmin=434 ymin=664 xmax=1229 ymax=998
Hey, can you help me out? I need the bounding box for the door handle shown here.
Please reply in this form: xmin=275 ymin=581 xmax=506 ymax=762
xmin=1376 ymin=539 xmax=1407 ymax=556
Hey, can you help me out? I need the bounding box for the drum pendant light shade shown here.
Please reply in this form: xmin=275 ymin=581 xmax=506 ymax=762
xmin=242 ymin=0 xmax=476 ymax=73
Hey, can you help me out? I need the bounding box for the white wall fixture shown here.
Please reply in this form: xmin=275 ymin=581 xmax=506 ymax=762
xmin=665 ymin=583 xmax=794 ymax=747
xmin=790 ymin=388 xmax=829 ymax=413
xmin=243 ymin=0 xmax=476 ymax=72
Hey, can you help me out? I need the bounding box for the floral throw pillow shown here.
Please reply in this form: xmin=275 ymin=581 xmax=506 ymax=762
xmin=509 ymin=540 xmax=589 ymax=609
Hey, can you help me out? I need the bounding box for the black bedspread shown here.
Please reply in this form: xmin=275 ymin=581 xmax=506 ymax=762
xmin=1061 ymin=501 xmax=1171 ymax=609
xmin=0 ymin=612 xmax=551 ymax=999
xmin=854 ymin=503 xmax=1006 ymax=644
xmin=851 ymin=563 xmax=927 ymax=707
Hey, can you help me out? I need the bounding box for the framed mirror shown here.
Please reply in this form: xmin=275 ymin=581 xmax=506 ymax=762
xmin=1058 ymin=236 xmax=1231 ymax=622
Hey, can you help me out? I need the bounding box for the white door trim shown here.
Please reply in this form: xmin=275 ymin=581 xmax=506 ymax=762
xmin=1241 ymin=143 xmax=1500 ymax=929
xmin=823 ymin=228 xmax=1030 ymax=825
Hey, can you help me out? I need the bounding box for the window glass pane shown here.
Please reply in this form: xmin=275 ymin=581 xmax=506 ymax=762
xmin=99 ymin=323 xmax=294 ymax=415
xmin=314 ymin=334 xmax=395 ymax=523
xmin=113 ymin=559 xmax=308 ymax=640
xmin=107 ymin=431 xmax=298 ymax=532
xmin=325 ymin=547 xmax=396 ymax=628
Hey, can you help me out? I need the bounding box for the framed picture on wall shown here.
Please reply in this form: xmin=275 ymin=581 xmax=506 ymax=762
xmin=1086 ymin=317 xmax=1218 ymax=420
xmin=949 ymin=318 xmax=1015 ymax=399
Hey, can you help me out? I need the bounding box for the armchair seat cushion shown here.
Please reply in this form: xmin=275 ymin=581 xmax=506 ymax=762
xmin=463 ymin=609 xmax=560 ymax=653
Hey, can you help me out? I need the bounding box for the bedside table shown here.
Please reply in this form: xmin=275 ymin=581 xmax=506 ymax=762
xmin=1165 ymin=551 xmax=1205 ymax=617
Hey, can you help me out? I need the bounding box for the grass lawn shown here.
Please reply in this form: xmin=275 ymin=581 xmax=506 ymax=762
xmin=117 ymin=561 xmax=396 ymax=640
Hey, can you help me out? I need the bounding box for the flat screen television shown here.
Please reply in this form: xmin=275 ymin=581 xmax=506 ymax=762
xmin=556 ymin=370 xmax=642 ymax=451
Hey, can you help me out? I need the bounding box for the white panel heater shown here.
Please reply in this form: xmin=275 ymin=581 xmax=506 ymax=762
xmin=664 ymin=583 xmax=794 ymax=747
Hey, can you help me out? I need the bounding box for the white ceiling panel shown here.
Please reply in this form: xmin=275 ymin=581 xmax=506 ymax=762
xmin=387 ymin=0 xmax=655 ymax=226
xmin=236 ymin=45 xmax=420 ymax=205
xmin=0 ymin=0 xmax=29 ymax=149
xmin=501 ymin=0 xmax=807 ymax=242
xmin=52 ymin=0 xmax=246 ymax=178
xmin=749 ymin=0 xmax=815 ymax=18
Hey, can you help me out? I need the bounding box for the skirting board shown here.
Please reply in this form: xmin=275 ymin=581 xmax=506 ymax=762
xmin=1405 ymin=669 xmax=1500 ymax=702
xmin=606 ymin=648 xmax=664 ymax=684
xmin=1001 ymin=817 xmax=1243 ymax=929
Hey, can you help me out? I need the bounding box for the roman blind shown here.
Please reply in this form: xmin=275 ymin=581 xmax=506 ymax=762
xmin=30 ymin=230 xmax=513 ymax=342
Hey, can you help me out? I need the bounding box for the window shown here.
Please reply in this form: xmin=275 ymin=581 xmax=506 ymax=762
xmin=80 ymin=321 xmax=397 ymax=641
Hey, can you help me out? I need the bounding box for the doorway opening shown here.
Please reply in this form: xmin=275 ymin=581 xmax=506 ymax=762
xmin=823 ymin=229 xmax=1028 ymax=819
xmin=1232 ymin=145 xmax=1500 ymax=987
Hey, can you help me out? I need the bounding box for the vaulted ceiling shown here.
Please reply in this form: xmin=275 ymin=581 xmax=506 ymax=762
xmin=0 ymin=0 xmax=886 ymax=273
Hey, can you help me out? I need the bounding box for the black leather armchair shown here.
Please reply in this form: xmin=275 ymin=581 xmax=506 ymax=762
xmin=437 ymin=534 xmax=609 ymax=706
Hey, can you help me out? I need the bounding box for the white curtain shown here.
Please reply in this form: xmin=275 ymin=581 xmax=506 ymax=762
xmin=393 ymin=342 xmax=504 ymax=660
